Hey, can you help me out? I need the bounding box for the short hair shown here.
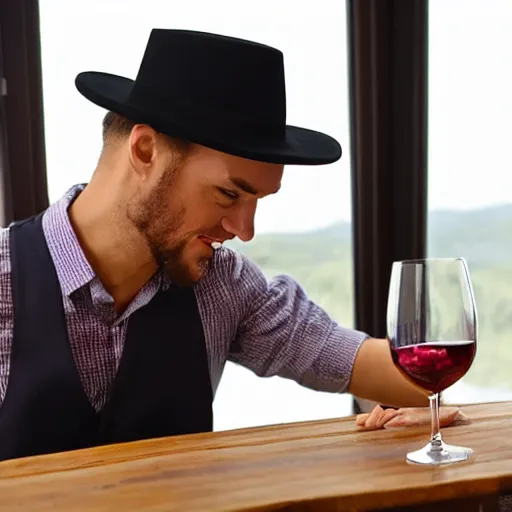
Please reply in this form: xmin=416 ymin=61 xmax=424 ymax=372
xmin=102 ymin=111 xmax=135 ymax=141
xmin=101 ymin=111 xmax=191 ymax=156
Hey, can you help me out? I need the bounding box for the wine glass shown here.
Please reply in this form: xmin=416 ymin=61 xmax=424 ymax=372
xmin=387 ymin=258 xmax=478 ymax=465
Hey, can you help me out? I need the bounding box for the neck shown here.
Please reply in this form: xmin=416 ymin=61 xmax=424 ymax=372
xmin=68 ymin=172 xmax=157 ymax=313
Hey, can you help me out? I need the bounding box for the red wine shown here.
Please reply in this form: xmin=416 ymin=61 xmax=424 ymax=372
xmin=390 ymin=341 xmax=476 ymax=394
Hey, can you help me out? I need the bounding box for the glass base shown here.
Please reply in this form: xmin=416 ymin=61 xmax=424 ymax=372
xmin=406 ymin=441 xmax=473 ymax=465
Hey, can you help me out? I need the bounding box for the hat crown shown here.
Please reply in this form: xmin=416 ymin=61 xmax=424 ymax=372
xmin=132 ymin=29 xmax=286 ymax=128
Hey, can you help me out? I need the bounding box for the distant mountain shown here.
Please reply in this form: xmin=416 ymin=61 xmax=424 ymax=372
xmin=428 ymin=204 xmax=512 ymax=267
xmin=228 ymin=204 xmax=512 ymax=270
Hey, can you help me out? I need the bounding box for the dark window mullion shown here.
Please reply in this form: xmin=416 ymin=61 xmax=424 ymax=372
xmin=0 ymin=0 xmax=48 ymax=226
xmin=347 ymin=0 xmax=428 ymax=413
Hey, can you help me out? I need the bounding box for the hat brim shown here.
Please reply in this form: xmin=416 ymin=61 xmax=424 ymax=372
xmin=75 ymin=71 xmax=341 ymax=166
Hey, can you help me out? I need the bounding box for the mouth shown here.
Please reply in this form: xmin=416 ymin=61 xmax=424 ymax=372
xmin=198 ymin=235 xmax=223 ymax=251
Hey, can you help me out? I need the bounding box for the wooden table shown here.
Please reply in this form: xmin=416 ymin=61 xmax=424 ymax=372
xmin=1 ymin=402 xmax=512 ymax=511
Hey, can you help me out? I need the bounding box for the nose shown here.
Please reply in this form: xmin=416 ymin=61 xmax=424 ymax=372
xmin=221 ymin=201 xmax=256 ymax=242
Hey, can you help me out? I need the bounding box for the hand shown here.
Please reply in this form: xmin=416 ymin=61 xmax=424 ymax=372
xmin=356 ymin=404 xmax=470 ymax=431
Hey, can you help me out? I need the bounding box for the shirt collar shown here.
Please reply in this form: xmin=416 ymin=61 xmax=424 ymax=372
xmin=42 ymin=184 xmax=97 ymax=296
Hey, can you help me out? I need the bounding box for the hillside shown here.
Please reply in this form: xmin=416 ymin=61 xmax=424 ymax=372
xmin=429 ymin=204 xmax=512 ymax=266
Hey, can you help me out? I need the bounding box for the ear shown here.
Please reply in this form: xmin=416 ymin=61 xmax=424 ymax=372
xmin=128 ymin=125 xmax=159 ymax=181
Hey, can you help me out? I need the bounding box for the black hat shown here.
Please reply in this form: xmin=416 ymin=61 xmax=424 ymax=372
xmin=75 ymin=29 xmax=341 ymax=165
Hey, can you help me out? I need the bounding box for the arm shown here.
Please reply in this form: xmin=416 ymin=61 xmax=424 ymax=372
xmin=227 ymin=251 xmax=428 ymax=407
xmin=348 ymin=337 xmax=429 ymax=407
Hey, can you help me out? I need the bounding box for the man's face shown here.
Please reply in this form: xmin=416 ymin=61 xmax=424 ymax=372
xmin=126 ymin=130 xmax=283 ymax=287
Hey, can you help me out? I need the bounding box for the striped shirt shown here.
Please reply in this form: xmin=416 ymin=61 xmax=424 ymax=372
xmin=0 ymin=185 xmax=367 ymax=411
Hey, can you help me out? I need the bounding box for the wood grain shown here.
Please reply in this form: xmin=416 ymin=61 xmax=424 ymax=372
xmin=0 ymin=402 xmax=511 ymax=511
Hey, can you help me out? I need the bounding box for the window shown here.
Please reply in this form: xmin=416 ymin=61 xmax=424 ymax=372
xmin=428 ymin=0 xmax=512 ymax=403
xmin=0 ymin=74 xmax=9 ymax=225
xmin=39 ymin=0 xmax=355 ymax=430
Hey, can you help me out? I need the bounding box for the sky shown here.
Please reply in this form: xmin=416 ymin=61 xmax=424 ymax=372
xmin=38 ymin=0 xmax=512 ymax=235
xmin=428 ymin=0 xmax=512 ymax=213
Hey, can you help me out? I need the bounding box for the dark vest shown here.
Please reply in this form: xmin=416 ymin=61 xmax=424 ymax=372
xmin=0 ymin=214 xmax=213 ymax=462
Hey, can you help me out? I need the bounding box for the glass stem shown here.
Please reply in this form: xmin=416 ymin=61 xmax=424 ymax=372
xmin=429 ymin=393 xmax=443 ymax=452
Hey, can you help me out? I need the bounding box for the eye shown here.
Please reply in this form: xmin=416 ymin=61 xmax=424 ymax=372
xmin=217 ymin=187 xmax=239 ymax=200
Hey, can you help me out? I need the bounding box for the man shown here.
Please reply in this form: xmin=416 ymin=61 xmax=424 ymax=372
xmin=0 ymin=28 xmax=430 ymax=462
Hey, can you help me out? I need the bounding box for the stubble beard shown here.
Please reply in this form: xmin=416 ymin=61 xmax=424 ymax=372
xmin=126 ymin=169 xmax=209 ymax=288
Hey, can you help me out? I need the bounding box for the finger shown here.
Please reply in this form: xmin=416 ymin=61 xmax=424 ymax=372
xmin=452 ymin=409 xmax=470 ymax=425
xmin=383 ymin=415 xmax=409 ymax=429
xmin=363 ymin=405 xmax=384 ymax=430
xmin=356 ymin=413 xmax=369 ymax=427
xmin=439 ymin=407 xmax=464 ymax=427
xmin=376 ymin=408 xmax=399 ymax=429
xmin=396 ymin=407 xmax=431 ymax=426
